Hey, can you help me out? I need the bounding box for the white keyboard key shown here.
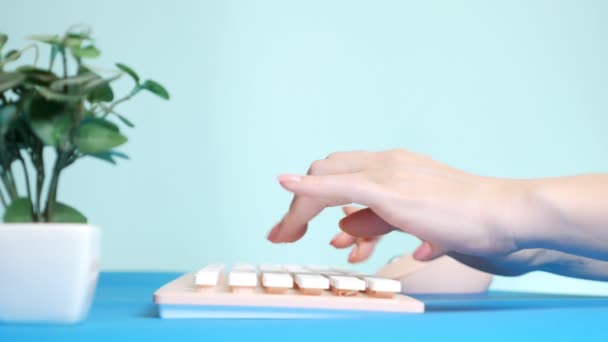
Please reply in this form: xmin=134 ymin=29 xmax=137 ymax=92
xmin=306 ymin=265 xmax=344 ymax=276
xmin=305 ymin=265 xmax=332 ymax=272
xmin=364 ymin=277 xmax=401 ymax=293
xmin=329 ymin=275 xmax=365 ymax=296
xmin=363 ymin=276 xmax=401 ymax=298
xmin=332 ymin=268 xmax=356 ymax=275
xmin=262 ymin=272 xmax=293 ymax=294
xmin=294 ymin=274 xmax=329 ymax=289
xmin=228 ymin=271 xmax=258 ymax=288
xmin=284 ymin=265 xmax=313 ymax=274
xmin=194 ymin=264 xmax=224 ymax=287
xmin=259 ymin=264 xmax=284 ymax=272
xmin=262 ymin=272 xmax=293 ymax=288
xmin=232 ymin=264 xmax=257 ymax=272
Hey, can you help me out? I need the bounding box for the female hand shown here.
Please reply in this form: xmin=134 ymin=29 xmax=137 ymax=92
xmin=267 ymin=149 xmax=526 ymax=261
xmin=268 ymin=149 xmax=608 ymax=280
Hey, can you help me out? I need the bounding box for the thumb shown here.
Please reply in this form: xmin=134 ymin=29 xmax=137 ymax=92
xmin=413 ymin=241 xmax=448 ymax=261
xmin=338 ymin=208 xmax=395 ymax=237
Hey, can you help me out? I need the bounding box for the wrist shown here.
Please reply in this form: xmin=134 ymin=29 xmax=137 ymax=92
xmin=480 ymin=178 xmax=553 ymax=254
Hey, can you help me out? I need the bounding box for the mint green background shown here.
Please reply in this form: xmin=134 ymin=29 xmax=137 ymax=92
xmin=2 ymin=0 xmax=608 ymax=295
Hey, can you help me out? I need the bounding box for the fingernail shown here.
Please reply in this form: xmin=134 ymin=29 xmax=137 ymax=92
xmin=277 ymin=174 xmax=302 ymax=183
xmin=329 ymin=237 xmax=338 ymax=246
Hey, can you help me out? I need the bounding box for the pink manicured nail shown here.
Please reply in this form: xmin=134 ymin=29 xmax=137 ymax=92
xmin=277 ymin=174 xmax=302 ymax=183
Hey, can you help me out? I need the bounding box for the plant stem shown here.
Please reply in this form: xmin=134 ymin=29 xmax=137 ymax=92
xmin=64 ymin=150 xmax=79 ymax=168
xmin=1 ymin=167 xmax=18 ymax=200
xmin=44 ymin=150 xmax=66 ymax=222
xmin=0 ymin=186 xmax=6 ymax=209
xmin=32 ymin=144 xmax=44 ymax=221
xmin=62 ymin=49 xmax=68 ymax=80
xmin=101 ymin=88 xmax=139 ymax=117
xmin=6 ymin=165 xmax=19 ymax=198
xmin=17 ymin=153 xmax=35 ymax=220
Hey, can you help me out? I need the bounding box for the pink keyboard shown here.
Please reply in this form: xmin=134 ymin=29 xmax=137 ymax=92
xmin=154 ymin=264 xmax=424 ymax=319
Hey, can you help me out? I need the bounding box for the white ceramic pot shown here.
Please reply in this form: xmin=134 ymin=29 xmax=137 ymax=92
xmin=0 ymin=223 xmax=100 ymax=323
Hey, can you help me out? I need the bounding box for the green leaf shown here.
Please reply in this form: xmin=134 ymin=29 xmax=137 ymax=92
xmin=27 ymin=35 xmax=62 ymax=45
xmin=106 ymin=110 xmax=135 ymax=128
xmin=86 ymin=150 xmax=130 ymax=165
xmin=50 ymin=73 xmax=98 ymax=91
xmin=80 ymin=117 xmax=119 ymax=132
xmin=0 ymin=104 xmax=18 ymax=135
xmin=78 ymin=66 xmax=114 ymax=102
xmin=111 ymin=150 xmax=130 ymax=159
xmin=3 ymin=198 xmax=34 ymax=222
xmin=64 ymin=36 xmax=85 ymax=48
xmin=116 ymin=63 xmax=140 ymax=83
xmin=87 ymin=151 xmax=116 ymax=164
xmin=71 ymin=45 xmax=100 ymax=59
xmin=16 ymin=66 xmax=59 ymax=85
xmin=0 ymin=72 xmax=25 ymax=93
xmin=0 ymin=50 xmax=21 ymax=67
xmin=81 ymin=73 xmax=120 ymax=102
xmin=50 ymin=44 xmax=59 ymax=68
xmin=141 ymin=80 xmax=169 ymax=100
xmin=76 ymin=119 xmax=127 ymax=153
xmin=26 ymin=95 xmax=72 ymax=146
xmin=5 ymin=49 xmax=20 ymax=60
xmin=0 ymin=34 xmax=7 ymax=52
xmin=66 ymin=32 xmax=91 ymax=40
xmin=49 ymin=202 xmax=87 ymax=223
xmin=34 ymin=85 xmax=82 ymax=102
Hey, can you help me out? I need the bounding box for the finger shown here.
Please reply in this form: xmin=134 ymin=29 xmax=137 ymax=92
xmin=348 ymin=237 xmax=380 ymax=263
xmin=339 ymin=207 xmax=395 ymax=238
xmin=413 ymin=241 xmax=448 ymax=261
xmin=342 ymin=206 xmax=362 ymax=216
xmin=336 ymin=206 xmax=380 ymax=262
xmin=270 ymin=196 xmax=322 ymax=243
xmin=273 ymin=167 xmax=361 ymax=243
xmin=329 ymin=207 xmax=365 ymax=247
xmin=277 ymin=173 xmax=375 ymax=204
xmin=271 ymin=173 xmax=377 ymax=243
xmin=330 ymin=231 xmax=357 ymax=248
xmin=307 ymin=157 xmax=368 ymax=176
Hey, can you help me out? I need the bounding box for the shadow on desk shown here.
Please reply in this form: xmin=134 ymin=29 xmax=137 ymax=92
xmin=415 ymin=291 xmax=608 ymax=312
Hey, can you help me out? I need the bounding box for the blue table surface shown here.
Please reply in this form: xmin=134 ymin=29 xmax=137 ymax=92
xmin=1 ymin=272 xmax=608 ymax=341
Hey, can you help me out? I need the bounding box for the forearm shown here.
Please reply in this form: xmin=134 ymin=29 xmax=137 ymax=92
xmin=537 ymin=249 xmax=608 ymax=281
xmin=451 ymin=247 xmax=608 ymax=281
xmin=512 ymin=174 xmax=608 ymax=261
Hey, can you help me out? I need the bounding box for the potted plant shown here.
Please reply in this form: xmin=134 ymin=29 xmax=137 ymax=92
xmin=0 ymin=26 xmax=169 ymax=323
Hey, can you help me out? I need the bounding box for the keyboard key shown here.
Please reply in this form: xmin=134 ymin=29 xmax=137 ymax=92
xmin=306 ymin=266 xmax=345 ymax=276
xmin=262 ymin=272 xmax=293 ymax=294
xmin=259 ymin=264 xmax=284 ymax=272
xmin=284 ymin=265 xmax=313 ymax=274
xmin=228 ymin=271 xmax=258 ymax=293
xmin=364 ymin=277 xmax=402 ymax=298
xmin=194 ymin=264 xmax=224 ymax=290
xmin=294 ymin=274 xmax=329 ymax=295
xmin=329 ymin=275 xmax=365 ymax=296
xmin=232 ymin=264 xmax=257 ymax=272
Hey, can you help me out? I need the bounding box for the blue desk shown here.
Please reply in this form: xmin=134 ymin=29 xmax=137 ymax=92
xmin=1 ymin=272 xmax=607 ymax=341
